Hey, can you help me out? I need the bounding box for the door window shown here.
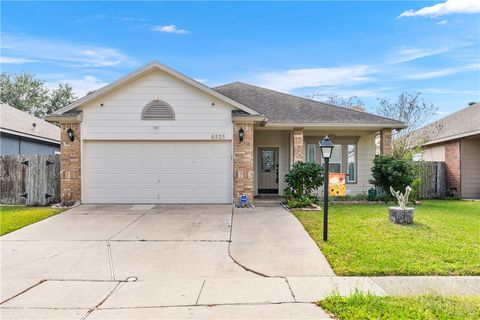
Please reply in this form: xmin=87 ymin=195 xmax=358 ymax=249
xmin=307 ymin=144 xmax=316 ymax=163
xmin=261 ymin=150 xmax=275 ymax=172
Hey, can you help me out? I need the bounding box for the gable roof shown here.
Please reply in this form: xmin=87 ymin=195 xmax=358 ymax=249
xmin=0 ymin=102 xmax=60 ymax=144
xmin=414 ymin=102 xmax=480 ymax=146
xmin=50 ymin=61 xmax=260 ymax=116
xmin=214 ymin=82 xmax=405 ymax=128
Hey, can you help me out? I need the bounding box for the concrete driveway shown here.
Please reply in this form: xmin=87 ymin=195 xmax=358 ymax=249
xmin=1 ymin=204 xmax=333 ymax=319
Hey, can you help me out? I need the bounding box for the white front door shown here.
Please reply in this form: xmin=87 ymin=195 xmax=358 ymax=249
xmin=83 ymin=141 xmax=232 ymax=203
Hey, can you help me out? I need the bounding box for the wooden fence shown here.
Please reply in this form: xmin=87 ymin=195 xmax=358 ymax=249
xmin=418 ymin=161 xmax=445 ymax=199
xmin=0 ymin=155 xmax=60 ymax=205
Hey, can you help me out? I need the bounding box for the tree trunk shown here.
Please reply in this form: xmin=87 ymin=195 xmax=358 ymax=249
xmin=388 ymin=207 xmax=415 ymax=224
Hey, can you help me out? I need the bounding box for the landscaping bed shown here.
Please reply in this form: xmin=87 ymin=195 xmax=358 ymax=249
xmin=293 ymin=200 xmax=480 ymax=275
xmin=0 ymin=206 xmax=65 ymax=236
xmin=318 ymin=292 xmax=480 ymax=320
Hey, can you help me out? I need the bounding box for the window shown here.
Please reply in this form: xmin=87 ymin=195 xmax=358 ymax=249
xmin=307 ymin=144 xmax=316 ymax=163
xmin=141 ymin=100 xmax=175 ymax=120
xmin=329 ymin=144 xmax=342 ymax=173
xmin=347 ymin=144 xmax=356 ymax=182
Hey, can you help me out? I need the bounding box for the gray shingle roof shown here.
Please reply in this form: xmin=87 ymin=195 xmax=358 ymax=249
xmin=413 ymin=102 xmax=480 ymax=145
xmin=0 ymin=102 xmax=60 ymax=143
xmin=214 ymin=82 xmax=404 ymax=127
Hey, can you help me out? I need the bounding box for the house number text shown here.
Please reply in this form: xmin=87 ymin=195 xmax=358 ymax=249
xmin=211 ymin=133 xmax=226 ymax=140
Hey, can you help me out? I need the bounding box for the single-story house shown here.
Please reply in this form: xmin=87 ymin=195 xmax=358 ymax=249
xmin=46 ymin=61 xmax=404 ymax=204
xmin=417 ymin=102 xmax=480 ymax=199
xmin=1 ymin=102 xmax=60 ymax=155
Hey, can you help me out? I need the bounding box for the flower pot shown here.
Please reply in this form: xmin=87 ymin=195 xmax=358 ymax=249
xmin=388 ymin=207 xmax=415 ymax=224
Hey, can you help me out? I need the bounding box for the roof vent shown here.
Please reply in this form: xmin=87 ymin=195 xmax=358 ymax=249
xmin=141 ymin=100 xmax=175 ymax=120
xmin=468 ymin=102 xmax=476 ymax=106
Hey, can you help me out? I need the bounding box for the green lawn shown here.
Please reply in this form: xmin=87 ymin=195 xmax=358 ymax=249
xmin=293 ymin=200 xmax=480 ymax=275
xmin=318 ymin=293 xmax=480 ymax=320
xmin=0 ymin=206 xmax=64 ymax=236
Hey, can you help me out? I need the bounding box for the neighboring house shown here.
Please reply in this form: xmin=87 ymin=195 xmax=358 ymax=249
xmin=416 ymin=102 xmax=480 ymax=199
xmin=0 ymin=102 xmax=60 ymax=155
xmin=46 ymin=61 xmax=404 ymax=204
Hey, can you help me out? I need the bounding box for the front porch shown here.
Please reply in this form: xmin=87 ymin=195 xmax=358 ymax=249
xmin=250 ymin=127 xmax=392 ymax=198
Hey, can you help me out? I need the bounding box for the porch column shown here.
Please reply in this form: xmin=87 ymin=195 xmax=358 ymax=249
xmin=59 ymin=122 xmax=81 ymax=202
xmin=293 ymin=127 xmax=304 ymax=163
xmin=233 ymin=122 xmax=254 ymax=203
xmin=380 ymin=128 xmax=392 ymax=155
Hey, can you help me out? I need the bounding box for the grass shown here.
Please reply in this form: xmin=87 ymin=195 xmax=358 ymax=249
xmin=318 ymin=292 xmax=480 ymax=320
xmin=293 ymin=200 xmax=480 ymax=275
xmin=0 ymin=206 xmax=64 ymax=236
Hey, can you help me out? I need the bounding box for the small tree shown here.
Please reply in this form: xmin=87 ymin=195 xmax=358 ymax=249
xmin=0 ymin=72 xmax=76 ymax=118
xmin=376 ymin=92 xmax=440 ymax=159
xmin=284 ymin=162 xmax=324 ymax=203
xmin=370 ymin=156 xmax=416 ymax=200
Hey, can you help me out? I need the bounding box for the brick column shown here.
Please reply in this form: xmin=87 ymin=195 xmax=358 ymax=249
xmin=380 ymin=128 xmax=392 ymax=155
xmin=445 ymin=140 xmax=461 ymax=197
xmin=60 ymin=123 xmax=81 ymax=202
xmin=293 ymin=127 xmax=304 ymax=163
xmin=233 ymin=122 xmax=254 ymax=203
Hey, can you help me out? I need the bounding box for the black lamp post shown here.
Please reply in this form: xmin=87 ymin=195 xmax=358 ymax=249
xmin=320 ymin=136 xmax=334 ymax=241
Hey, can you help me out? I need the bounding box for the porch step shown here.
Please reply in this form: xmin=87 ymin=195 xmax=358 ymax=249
xmin=254 ymin=196 xmax=285 ymax=206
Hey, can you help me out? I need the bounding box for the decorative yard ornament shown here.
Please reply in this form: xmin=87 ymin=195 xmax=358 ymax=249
xmin=388 ymin=186 xmax=415 ymax=224
xmin=390 ymin=186 xmax=412 ymax=209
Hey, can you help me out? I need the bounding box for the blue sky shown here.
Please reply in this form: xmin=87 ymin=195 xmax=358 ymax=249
xmin=1 ymin=1 xmax=479 ymax=119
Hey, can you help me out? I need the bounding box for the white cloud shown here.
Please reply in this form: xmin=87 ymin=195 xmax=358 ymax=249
xmin=405 ymin=63 xmax=480 ymax=79
xmin=151 ymin=25 xmax=190 ymax=34
xmin=423 ymin=88 xmax=479 ymax=95
xmin=1 ymin=34 xmax=136 ymax=68
xmin=435 ymin=110 xmax=450 ymax=115
xmin=254 ymin=65 xmax=374 ymax=93
xmin=389 ymin=47 xmax=449 ymax=64
xmin=47 ymin=75 xmax=108 ymax=98
xmin=0 ymin=56 xmax=37 ymax=64
xmin=437 ymin=19 xmax=449 ymax=25
xmin=399 ymin=0 xmax=480 ymax=18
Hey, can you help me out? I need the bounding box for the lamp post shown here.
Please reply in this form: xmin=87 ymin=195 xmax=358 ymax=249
xmin=320 ymin=136 xmax=334 ymax=241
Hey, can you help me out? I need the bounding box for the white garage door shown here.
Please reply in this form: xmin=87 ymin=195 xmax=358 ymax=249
xmin=83 ymin=141 xmax=232 ymax=203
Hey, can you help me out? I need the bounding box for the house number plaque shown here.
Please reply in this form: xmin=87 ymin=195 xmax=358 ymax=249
xmin=211 ymin=134 xmax=226 ymax=140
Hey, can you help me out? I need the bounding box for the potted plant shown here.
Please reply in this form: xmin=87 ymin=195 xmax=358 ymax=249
xmin=388 ymin=186 xmax=415 ymax=224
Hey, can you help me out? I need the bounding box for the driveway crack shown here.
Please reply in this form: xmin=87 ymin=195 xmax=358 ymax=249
xmin=106 ymin=241 xmax=115 ymax=281
xmin=227 ymin=205 xmax=269 ymax=277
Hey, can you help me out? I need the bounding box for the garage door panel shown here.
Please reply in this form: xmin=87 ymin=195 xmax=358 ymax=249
xmin=84 ymin=141 xmax=232 ymax=203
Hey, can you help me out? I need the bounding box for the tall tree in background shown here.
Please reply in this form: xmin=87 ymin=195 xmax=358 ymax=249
xmin=306 ymin=92 xmax=366 ymax=111
xmin=0 ymin=72 xmax=76 ymax=118
xmin=376 ymin=92 xmax=439 ymax=158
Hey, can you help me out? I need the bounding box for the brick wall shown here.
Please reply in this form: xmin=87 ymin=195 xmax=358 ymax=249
xmin=445 ymin=140 xmax=461 ymax=197
xmin=233 ymin=122 xmax=254 ymax=203
xmin=293 ymin=127 xmax=304 ymax=163
xmin=60 ymin=123 xmax=81 ymax=202
xmin=380 ymin=128 xmax=392 ymax=155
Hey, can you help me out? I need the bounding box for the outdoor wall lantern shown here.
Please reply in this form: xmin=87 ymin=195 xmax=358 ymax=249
xmin=239 ymin=127 xmax=244 ymax=142
xmin=67 ymin=128 xmax=75 ymax=142
xmin=320 ymin=136 xmax=334 ymax=241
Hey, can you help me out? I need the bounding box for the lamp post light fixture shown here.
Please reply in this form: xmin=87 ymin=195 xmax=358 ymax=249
xmin=66 ymin=128 xmax=75 ymax=142
xmin=320 ymin=136 xmax=334 ymax=241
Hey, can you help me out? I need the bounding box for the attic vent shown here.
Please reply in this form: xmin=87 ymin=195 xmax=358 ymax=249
xmin=141 ymin=100 xmax=175 ymax=120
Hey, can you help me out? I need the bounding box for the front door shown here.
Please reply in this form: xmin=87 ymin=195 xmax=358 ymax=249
xmin=258 ymin=147 xmax=279 ymax=194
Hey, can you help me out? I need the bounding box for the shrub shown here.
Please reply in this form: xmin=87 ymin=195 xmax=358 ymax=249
xmin=370 ymin=156 xmax=416 ymax=200
xmin=287 ymin=196 xmax=317 ymax=208
xmin=284 ymin=162 xmax=324 ymax=206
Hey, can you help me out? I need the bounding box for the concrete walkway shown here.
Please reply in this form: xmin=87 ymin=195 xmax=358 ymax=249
xmin=230 ymin=206 xmax=335 ymax=277
xmin=1 ymin=204 xmax=479 ymax=319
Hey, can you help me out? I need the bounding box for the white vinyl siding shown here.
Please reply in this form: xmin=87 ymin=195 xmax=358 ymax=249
xmin=79 ymin=69 xmax=235 ymax=141
xmin=83 ymin=141 xmax=232 ymax=203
